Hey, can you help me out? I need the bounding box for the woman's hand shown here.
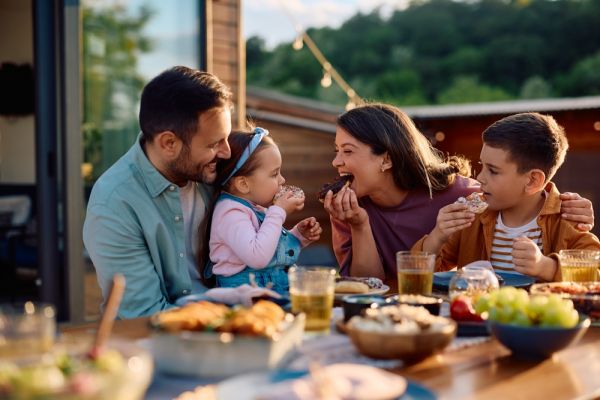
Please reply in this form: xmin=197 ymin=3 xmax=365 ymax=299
xmin=296 ymin=217 xmax=322 ymax=242
xmin=560 ymin=192 xmax=594 ymax=232
xmin=323 ymin=187 xmax=368 ymax=227
xmin=273 ymin=191 xmax=305 ymax=215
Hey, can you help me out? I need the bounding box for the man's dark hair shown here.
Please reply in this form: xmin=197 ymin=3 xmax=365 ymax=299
xmin=482 ymin=112 xmax=568 ymax=181
xmin=139 ymin=66 xmax=232 ymax=144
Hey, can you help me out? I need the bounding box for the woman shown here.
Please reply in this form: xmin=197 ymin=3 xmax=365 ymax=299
xmin=323 ymin=103 xmax=595 ymax=285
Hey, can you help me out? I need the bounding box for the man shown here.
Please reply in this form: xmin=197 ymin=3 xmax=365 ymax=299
xmin=83 ymin=66 xmax=232 ymax=318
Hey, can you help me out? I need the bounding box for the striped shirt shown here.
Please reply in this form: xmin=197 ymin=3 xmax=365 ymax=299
xmin=490 ymin=213 xmax=543 ymax=272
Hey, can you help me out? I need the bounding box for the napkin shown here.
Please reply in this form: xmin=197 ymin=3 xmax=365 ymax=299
xmin=204 ymin=284 xmax=281 ymax=307
xmin=256 ymin=363 xmax=407 ymax=400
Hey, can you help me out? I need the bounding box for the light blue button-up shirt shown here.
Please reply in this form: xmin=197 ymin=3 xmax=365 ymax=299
xmin=83 ymin=136 xmax=212 ymax=318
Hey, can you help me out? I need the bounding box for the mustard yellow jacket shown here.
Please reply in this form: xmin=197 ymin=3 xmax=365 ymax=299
xmin=412 ymin=182 xmax=600 ymax=281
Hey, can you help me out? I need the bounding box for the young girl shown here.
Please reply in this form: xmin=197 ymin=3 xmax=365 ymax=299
xmin=201 ymin=127 xmax=322 ymax=295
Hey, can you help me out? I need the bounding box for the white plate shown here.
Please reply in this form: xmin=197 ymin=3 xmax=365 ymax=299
xmin=335 ymin=285 xmax=390 ymax=301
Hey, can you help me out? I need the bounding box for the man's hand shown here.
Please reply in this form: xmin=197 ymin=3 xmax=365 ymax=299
xmin=512 ymin=236 xmax=557 ymax=281
xmin=560 ymin=192 xmax=594 ymax=232
xmin=296 ymin=217 xmax=322 ymax=242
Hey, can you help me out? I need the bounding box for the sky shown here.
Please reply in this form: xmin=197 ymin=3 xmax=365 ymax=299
xmin=244 ymin=0 xmax=410 ymax=49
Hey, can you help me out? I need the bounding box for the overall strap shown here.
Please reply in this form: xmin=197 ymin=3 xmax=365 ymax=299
xmin=217 ymin=192 xmax=266 ymax=223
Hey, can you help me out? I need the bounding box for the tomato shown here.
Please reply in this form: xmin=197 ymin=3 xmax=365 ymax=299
xmin=450 ymin=296 xmax=484 ymax=322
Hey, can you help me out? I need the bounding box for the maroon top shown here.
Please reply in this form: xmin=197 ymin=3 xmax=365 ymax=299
xmin=333 ymin=175 xmax=479 ymax=279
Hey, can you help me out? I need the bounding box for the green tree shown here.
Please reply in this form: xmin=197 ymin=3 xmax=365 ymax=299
xmin=520 ymin=76 xmax=552 ymax=99
xmin=437 ymin=76 xmax=512 ymax=104
xmin=557 ymin=51 xmax=600 ymax=96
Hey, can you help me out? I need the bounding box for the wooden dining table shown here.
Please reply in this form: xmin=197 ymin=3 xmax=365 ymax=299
xmin=61 ymin=315 xmax=600 ymax=400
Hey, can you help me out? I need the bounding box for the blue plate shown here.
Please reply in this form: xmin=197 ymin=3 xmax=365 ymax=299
xmin=433 ymin=271 xmax=535 ymax=292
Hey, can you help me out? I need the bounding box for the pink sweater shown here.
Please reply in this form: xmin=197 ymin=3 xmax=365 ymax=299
xmin=209 ymin=198 xmax=310 ymax=277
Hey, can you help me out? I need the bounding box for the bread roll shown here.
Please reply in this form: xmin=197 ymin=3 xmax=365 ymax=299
xmin=335 ymin=280 xmax=370 ymax=294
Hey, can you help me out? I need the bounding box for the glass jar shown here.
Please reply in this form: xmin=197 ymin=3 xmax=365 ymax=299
xmin=449 ymin=266 xmax=500 ymax=301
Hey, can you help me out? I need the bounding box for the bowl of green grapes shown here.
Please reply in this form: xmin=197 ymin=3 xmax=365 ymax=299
xmin=475 ymin=287 xmax=591 ymax=358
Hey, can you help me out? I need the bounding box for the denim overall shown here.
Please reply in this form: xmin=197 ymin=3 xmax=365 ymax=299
xmin=214 ymin=193 xmax=301 ymax=295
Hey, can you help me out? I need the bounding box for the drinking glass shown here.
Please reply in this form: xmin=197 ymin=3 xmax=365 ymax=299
xmin=288 ymin=266 xmax=336 ymax=333
xmin=396 ymin=251 xmax=435 ymax=295
xmin=0 ymin=301 xmax=56 ymax=359
xmin=558 ymin=250 xmax=600 ymax=282
xmin=449 ymin=266 xmax=499 ymax=300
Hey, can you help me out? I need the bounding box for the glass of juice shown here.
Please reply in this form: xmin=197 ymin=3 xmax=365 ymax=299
xmin=0 ymin=302 xmax=56 ymax=359
xmin=396 ymin=251 xmax=435 ymax=295
xmin=558 ymin=250 xmax=600 ymax=282
xmin=288 ymin=266 xmax=336 ymax=333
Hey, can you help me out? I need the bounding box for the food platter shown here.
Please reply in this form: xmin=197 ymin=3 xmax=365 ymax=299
xmin=334 ymin=285 xmax=390 ymax=301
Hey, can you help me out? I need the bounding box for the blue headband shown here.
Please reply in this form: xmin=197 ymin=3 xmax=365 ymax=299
xmin=222 ymin=127 xmax=269 ymax=185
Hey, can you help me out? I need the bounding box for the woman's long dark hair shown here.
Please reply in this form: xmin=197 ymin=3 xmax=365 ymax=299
xmin=198 ymin=129 xmax=276 ymax=287
xmin=337 ymin=103 xmax=471 ymax=197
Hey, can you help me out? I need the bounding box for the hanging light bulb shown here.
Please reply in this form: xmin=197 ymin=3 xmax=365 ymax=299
xmin=292 ymin=35 xmax=303 ymax=50
xmin=320 ymin=71 xmax=332 ymax=88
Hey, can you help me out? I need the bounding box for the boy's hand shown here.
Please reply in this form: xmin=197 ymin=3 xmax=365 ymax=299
xmin=560 ymin=192 xmax=594 ymax=232
xmin=431 ymin=203 xmax=475 ymax=241
xmin=273 ymin=191 xmax=305 ymax=215
xmin=323 ymin=187 xmax=368 ymax=228
xmin=296 ymin=217 xmax=322 ymax=242
xmin=512 ymin=236 xmax=557 ymax=281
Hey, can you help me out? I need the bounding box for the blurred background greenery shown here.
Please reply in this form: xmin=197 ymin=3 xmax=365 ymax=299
xmin=246 ymin=0 xmax=600 ymax=106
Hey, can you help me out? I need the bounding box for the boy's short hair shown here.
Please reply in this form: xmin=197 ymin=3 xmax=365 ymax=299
xmin=482 ymin=112 xmax=568 ymax=181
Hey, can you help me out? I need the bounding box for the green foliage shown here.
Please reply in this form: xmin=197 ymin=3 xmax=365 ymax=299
xmin=247 ymin=0 xmax=600 ymax=105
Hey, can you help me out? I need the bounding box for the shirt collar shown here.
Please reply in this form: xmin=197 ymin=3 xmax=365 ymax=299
xmin=132 ymin=133 xmax=174 ymax=198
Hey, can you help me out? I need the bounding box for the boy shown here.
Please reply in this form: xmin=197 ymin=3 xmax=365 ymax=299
xmin=414 ymin=112 xmax=600 ymax=281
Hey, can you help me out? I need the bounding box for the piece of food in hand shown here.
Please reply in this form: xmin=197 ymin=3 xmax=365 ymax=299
xmin=273 ymin=185 xmax=305 ymax=201
xmin=455 ymin=192 xmax=488 ymax=214
xmin=317 ymin=175 xmax=354 ymax=202
xmin=450 ymin=295 xmax=484 ymax=322
xmin=335 ymin=280 xmax=370 ymax=294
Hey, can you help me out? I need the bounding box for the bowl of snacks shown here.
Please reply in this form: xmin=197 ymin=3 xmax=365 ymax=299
xmin=477 ymin=287 xmax=591 ymax=358
xmin=385 ymin=294 xmax=443 ymax=315
xmin=0 ymin=339 xmax=153 ymax=400
xmin=346 ymin=304 xmax=456 ymax=361
xmin=341 ymin=295 xmax=387 ymax=322
xmin=149 ymin=300 xmax=305 ymax=377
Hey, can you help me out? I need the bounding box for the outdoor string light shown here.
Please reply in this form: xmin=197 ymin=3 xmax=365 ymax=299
xmin=281 ymin=3 xmax=363 ymax=110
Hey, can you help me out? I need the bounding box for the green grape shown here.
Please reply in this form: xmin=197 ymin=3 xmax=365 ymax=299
xmin=527 ymin=296 xmax=549 ymax=322
xmin=512 ymin=309 xmax=532 ymax=327
xmin=497 ymin=304 xmax=515 ymax=324
xmin=496 ymin=287 xmax=519 ymax=307
xmin=488 ymin=308 xmax=499 ymax=322
xmin=474 ymin=295 xmax=491 ymax=314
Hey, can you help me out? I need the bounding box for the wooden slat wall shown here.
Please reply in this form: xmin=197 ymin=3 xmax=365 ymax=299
xmin=208 ymin=0 xmax=245 ymax=126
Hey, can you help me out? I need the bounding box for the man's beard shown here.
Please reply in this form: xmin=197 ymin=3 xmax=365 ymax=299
xmin=167 ymin=144 xmax=215 ymax=185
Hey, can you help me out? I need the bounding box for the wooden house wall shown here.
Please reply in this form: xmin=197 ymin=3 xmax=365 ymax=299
xmin=209 ymin=0 xmax=245 ymax=126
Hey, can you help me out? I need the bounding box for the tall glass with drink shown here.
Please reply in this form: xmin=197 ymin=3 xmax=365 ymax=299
xmin=558 ymin=250 xmax=600 ymax=282
xmin=288 ymin=266 xmax=336 ymax=333
xmin=396 ymin=251 xmax=435 ymax=295
xmin=0 ymin=302 xmax=56 ymax=359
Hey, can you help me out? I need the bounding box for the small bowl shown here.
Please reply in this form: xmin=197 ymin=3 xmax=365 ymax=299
xmin=347 ymin=319 xmax=457 ymax=361
xmin=384 ymin=294 xmax=443 ymax=315
xmin=342 ymin=295 xmax=387 ymax=322
xmin=488 ymin=316 xmax=591 ymax=358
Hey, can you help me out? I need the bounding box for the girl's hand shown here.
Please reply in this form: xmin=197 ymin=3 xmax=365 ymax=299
xmin=323 ymin=187 xmax=368 ymax=227
xmin=274 ymin=191 xmax=305 ymax=215
xmin=560 ymin=192 xmax=594 ymax=232
xmin=296 ymin=217 xmax=322 ymax=242
xmin=430 ymin=202 xmax=475 ymax=243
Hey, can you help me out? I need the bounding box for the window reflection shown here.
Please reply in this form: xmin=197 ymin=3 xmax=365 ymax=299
xmin=82 ymin=0 xmax=200 ymax=185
